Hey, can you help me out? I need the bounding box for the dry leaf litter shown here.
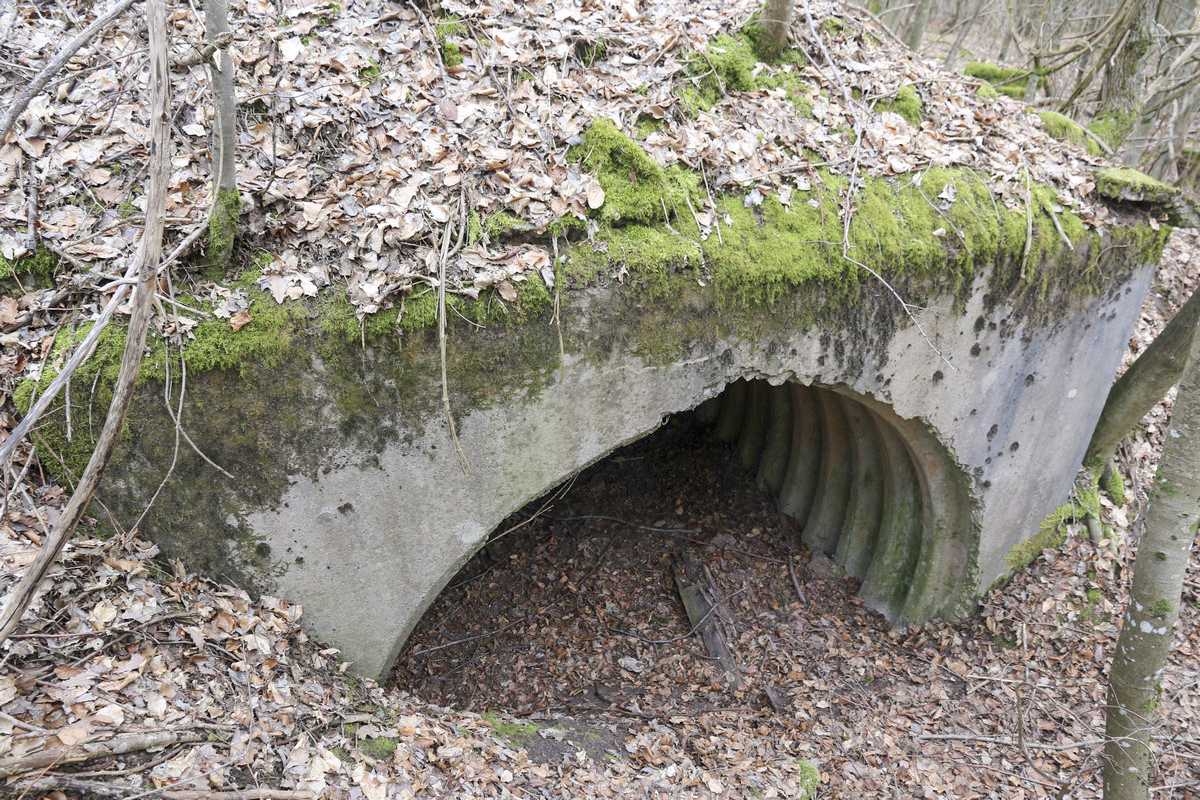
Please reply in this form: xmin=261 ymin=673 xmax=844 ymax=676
xmin=2 ymin=0 xmax=1113 ymax=324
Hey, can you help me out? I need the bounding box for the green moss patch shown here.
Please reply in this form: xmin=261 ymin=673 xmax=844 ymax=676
xmin=206 ymin=186 xmax=241 ymax=276
xmin=796 ymin=759 xmax=821 ymax=797
xmin=680 ymin=31 xmax=812 ymax=116
xmin=435 ymin=14 xmax=466 ymax=68
xmin=1094 ymin=167 xmax=1178 ymax=205
xmin=482 ymin=712 xmax=539 ymax=747
xmin=569 ymin=118 xmax=702 ymax=226
xmin=1089 ymin=109 xmax=1135 ymax=151
xmin=877 ymin=84 xmax=922 ymax=126
xmin=963 ymin=62 xmax=1044 ymax=99
xmin=0 ymin=246 xmax=59 ymax=286
xmin=1036 ymin=111 xmax=1103 ymax=157
xmin=564 ymin=125 xmax=1098 ymax=313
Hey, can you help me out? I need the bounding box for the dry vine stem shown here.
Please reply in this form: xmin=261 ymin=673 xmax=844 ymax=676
xmin=438 ymin=193 xmax=470 ymax=474
xmin=0 ymin=0 xmax=170 ymax=646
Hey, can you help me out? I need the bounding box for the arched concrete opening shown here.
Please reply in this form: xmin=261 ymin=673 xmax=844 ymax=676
xmin=405 ymin=377 xmax=976 ymax=662
xmin=391 ymin=377 xmax=976 ymax=716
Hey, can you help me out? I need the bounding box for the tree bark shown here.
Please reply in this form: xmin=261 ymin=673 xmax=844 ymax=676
xmin=205 ymin=0 xmax=239 ymax=269
xmin=760 ymin=0 xmax=796 ymax=59
xmin=1103 ymin=326 xmax=1200 ymax=800
xmin=1091 ymin=0 xmax=1155 ymax=152
xmin=0 ymin=0 xmax=170 ymax=647
xmin=1085 ymin=287 xmax=1200 ymax=470
xmin=905 ymin=0 xmax=933 ymax=52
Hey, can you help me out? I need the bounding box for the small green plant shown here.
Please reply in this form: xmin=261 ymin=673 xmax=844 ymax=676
xmin=436 ymin=15 xmax=466 ymax=68
xmin=575 ymin=37 xmax=606 ymax=66
xmin=358 ymin=57 xmax=383 ymax=84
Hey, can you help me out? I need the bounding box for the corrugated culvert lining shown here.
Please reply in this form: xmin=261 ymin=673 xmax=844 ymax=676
xmin=700 ymin=379 xmax=975 ymax=623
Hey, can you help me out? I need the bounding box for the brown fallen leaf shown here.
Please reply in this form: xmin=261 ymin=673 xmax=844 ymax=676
xmin=0 ymin=297 xmax=17 ymax=326
xmin=56 ymin=725 xmax=90 ymax=746
xmin=230 ymin=311 xmax=253 ymax=331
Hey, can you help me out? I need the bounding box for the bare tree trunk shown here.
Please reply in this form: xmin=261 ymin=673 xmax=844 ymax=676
xmin=1085 ymin=288 xmax=1200 ymax=470
xmin=760 ymin=0 xmax=796 ymax=58
xmin=906 ymin=0 xmax=933 ymax=51
xmin=944 ymin=0 xmax=983 ymax=71
xmin=0 ymin=0 xmax=170 ymax=647
xmin=205 ymin=0 xmax=239 ymax=270
xmin=1103 ymin=327 xmax=1200 ymax=799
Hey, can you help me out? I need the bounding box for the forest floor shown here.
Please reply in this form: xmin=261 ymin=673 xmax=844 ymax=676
xmin=0 ymin=231 xmax=1198 ymax=799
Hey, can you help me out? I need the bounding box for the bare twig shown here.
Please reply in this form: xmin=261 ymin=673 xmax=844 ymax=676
xmin=438 ymin=193 xmax=470 ymax=474
xmin=1021 ymin=167 xmax=1034 ymax=281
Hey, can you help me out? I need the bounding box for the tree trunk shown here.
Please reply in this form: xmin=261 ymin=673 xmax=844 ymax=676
xmin=1091 ymin=0 xmax=1155 ymax=152
xmin=205 ymin=0 xmax=239 ymax=270
xmin=1085 ymin=287 xmax=1200 ymax=470
xmin=1103 ymin=324 xmax=1200 ymax=799
xmin=760 ymin=0 xmax=796 ymax=59
xmin=905 ymin=0 xmax=932 ymax=52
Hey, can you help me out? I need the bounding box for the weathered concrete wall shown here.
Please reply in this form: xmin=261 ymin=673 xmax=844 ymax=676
xmin=70 ymin=240 xmax=1154 ymax=679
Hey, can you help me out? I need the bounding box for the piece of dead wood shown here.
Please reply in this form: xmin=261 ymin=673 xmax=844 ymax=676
xmin=0 ymin=776 xmax=314 ymax=799
xmin=0 ymin=730 xmax=205 ymax=778
xmin=763 ymin=684 xmax=788 ymax=713
xmin=0 ymin=0 xmax=170 ymax=647
xmin=162 ymin=790 xmax=316 ymax=799
xmin=672 ymin=551 xmax=740 ymax=687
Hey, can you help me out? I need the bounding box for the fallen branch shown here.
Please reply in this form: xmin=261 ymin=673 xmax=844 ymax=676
xmin=0 ymin=0 xmax=170 ymax=647
xmin=673 ymin=551 xmax=740 ymax=687
xmin=0 ymin=730 xmax=205 ymax=778
xmin=0 ymin=0 xmax=138 ymax=145
xmin=162 ymin=791 xmax=316 ymax=799
xmin=0 ymin=777 xmax=314 ymax=799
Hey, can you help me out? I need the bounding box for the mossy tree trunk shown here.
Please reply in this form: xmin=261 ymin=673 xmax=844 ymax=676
xmin=1085 ymin=287 xmax=1200 ymax=471
xmin=1121 ymin=2 xmax=1199 ymax=178
xmin=1090 ymin=0 xmax=1154 ymax=153
xmin=205 ymin=0 xmax=239 ymax=271
xmin=1103 ymin=324 xmax=1200 ymax=800
xmin=760 ymin=0 xmax=795 ymax=59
